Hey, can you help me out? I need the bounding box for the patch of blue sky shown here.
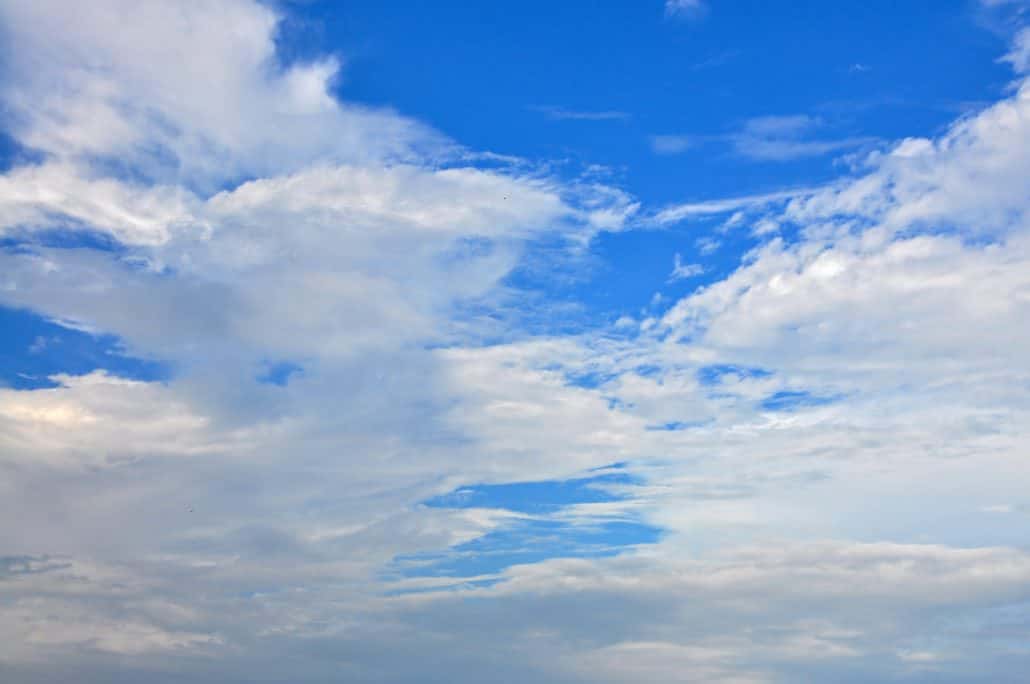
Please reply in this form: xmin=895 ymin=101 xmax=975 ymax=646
xmin=383 ymin=577 xmax=503 ymax=597
xmin=0 ymin=130 xmax=44 ymax=172
xmin=423 ymin=471 xmax=639 ymax=515
xmin=563 ymin=368 xmax=618 ymax=390
xmin=393 ymin=518 xmax=662 ymax=579
xmin=2 ymin=226 xmax=126 ymax=254
xmin=397 ymin=469 xmax=660 ymax=580
xmin=256 ymin=360 xmax=304 ymax=387
xmin=633 ymin=363 xmax=665 ymax=378
xmin=646 ymin=420 xmax=710 ymax=432
xmin=697 ymin=364 xmax=773 ymax=386
xmin=498 ymin=213 xmax=806 ymax=347
xmin=0 ymin=306 xmax=170 ymax=390
xmin=760 ymin=390 xmax=840 ymax=412
xmin=604 ymin=396 xmax=633 ymax=411
xmin=894 ymin=220 xmax=1012 ymax=248
xmin=279 ymin=0 xmax=1017 ymax=347
xmin=502 ymin=217 xmax=751 ymax=330
xmin=293 ymin=0 xmax=1010 ymax=206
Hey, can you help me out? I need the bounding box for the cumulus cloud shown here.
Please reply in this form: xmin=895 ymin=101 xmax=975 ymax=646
xmin=0 ymin=0 xmax=440 ymax=187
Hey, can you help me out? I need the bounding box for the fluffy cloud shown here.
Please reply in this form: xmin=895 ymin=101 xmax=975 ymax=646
xmin=0 ymin=0 xmax=438 ymax=186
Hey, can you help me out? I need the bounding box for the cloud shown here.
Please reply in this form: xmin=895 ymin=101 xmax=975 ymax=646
xmin=1003 ymin=26 xmax=1030 ymax=72
xmin=651 ymin=187 xmax=813 ymax=225
xmin=650 ymin=134 xmax=694 ymax=154
xmin=2 ymin=2 xmax=1030 ymax=682
xmin=665 ymin=0 xmax=707 ymax=20
xmin=654 ymin=115 xmax=880 ymax=161
xmin=0 ymin=0 xmax=443 ymax=189
xmin=0 ymin=371 xmax=221 ymax=469
xmin=695 ymin=236 xmax=721 ymax=254
xmin=0 ymin=162 xmax=200 ymax=245
xmin=529 ymin=105 xmax=631 ymax=121
xmin=689 ymin=50 xmax=741 ymax=71
xmin=668 ymin=253 xmax=704 ymax=281
xmin=731 ymin=115 xmax=879 ymax=161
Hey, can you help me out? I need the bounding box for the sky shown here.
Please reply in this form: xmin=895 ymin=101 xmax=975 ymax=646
xmin=1 ymin=0 xmax=1030 ymax=681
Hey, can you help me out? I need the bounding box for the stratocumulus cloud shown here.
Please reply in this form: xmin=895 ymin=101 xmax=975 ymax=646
xmin=1 ymin=2 xmax=1029 ymax=683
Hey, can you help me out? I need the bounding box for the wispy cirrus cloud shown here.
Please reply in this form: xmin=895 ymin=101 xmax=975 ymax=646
xmin=649 ymin=134 xmax=694 ymax=154
xmin=652 ymin=114 xmax=879 ymax=161
xmin=668 ymin=253 xmax=704 ymax=281
xmin=665 ymin=0 xmax=707 ymax=20
xmin=731 ymin=114 xmax=879 ymax=160
xmin=689 ymin=49 xmax=742 ymax=71
xmin=528 ymin=105 xmax=631 ymax=121
xmin=650 ymin=186 xmax=815 ymax=225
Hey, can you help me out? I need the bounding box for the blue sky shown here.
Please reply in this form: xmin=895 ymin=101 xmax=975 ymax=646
xmin=283 ymin=0 xmax=1020 ymax=325
xmin=1 ymin=1 xmax=1030 ymax=682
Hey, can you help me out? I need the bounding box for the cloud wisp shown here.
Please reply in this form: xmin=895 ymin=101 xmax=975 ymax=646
xmin=652 ymin=114 xmax=880 ymax=161
xmin=529 ymin=105 xmax=632 ymax=121
xmin=665 ymin=0 xmax=708 ymax=20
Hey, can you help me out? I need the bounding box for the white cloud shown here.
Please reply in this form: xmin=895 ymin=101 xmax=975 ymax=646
xmin=730 ymin=115 xmax=879 ymax=161
xmin=665 ymin=0 xmax=707 ymax=20
xmin=529 ymin=105 xmax=631 ymax=121
xmin=696 ymin=236 xmax=721 ymax=254
xmin=2 ymin=2 xmax=1030 ymax=682
xmin=0 ymin=162 xmax=201 ymax=245
xmin=0 ymin=0 xmax=442 ymax=188
xmin=669 ymin=253 xmax=705 ymax=281
xmin=652 ymin=187 xmax=811 ymax=225
xmin=651 ymin=134 xmax=694 ymax=154
xmin=784 ymin=85 xmax=1030 ymax=236
xmin=653 ymin=115 xmax=879 ymax=162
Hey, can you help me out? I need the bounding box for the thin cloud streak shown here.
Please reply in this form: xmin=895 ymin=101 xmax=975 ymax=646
xmin=529 ymin=105 xmax=631 ymax=121
xmin=651 ymin=114 xmax=881 ymax=160
xmin=651 ymin=186 xmax=820 ymax=225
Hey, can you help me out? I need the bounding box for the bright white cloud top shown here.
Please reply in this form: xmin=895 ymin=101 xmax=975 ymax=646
xmin=1 ymin=2 xmax=1029 ymax=682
